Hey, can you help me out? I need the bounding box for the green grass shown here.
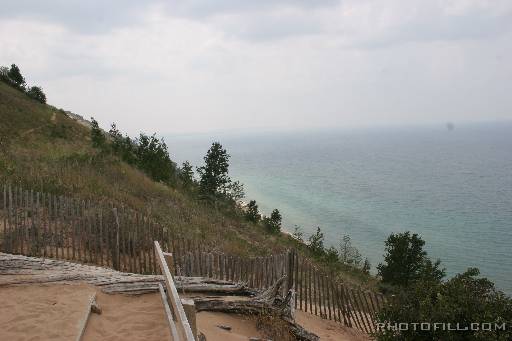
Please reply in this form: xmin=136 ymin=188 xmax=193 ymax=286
xmin=0 ymin=81 xmax=377 ymax=289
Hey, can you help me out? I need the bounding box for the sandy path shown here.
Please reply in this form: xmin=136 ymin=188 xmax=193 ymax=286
xmin=295 ymin=310 xmax=370 ymax=341
xmin=0 ymin=283 xmax=97 ymax=341
xmin=83 ymin=291 xmax=171 ymax=341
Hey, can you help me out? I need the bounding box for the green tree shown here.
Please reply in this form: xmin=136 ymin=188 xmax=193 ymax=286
xmin=90 ymin=117 xmax=106 ymax=149
xmin=264 ymin=208 xmax=282 ymax=233
xmin=225 ymin=180 xmax=245 ymax=202
xmin=180 ymin=161 xmax=194 ymax=187
xmin=136 ymin=133 xmax=176 ymax=183
xmin=377 ymin=232 xmax=443 ymax=287
xmin=245 ymin=200 xmax=260 ymax=222
xmin=7 ymin=64 xmax=25 ymax=89
xmin=197 ymin=142 xmax=231 ymax=197
xmin=108 ymin=123 xmax=123 ymax=153
xmin=375 ymin=268 xmax=512 ymax=341
xmin=308 ymin=227 xmax=324 ymax=256
xmin=26 ymin=86 xmax=46 ymax=103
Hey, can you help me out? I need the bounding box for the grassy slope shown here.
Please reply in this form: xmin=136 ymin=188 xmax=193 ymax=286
xmin=0 ymin=81 xmax=376 ymax=288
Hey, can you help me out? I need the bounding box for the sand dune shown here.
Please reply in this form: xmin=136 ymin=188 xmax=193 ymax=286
xmin=83 ymin=291 xmax=171 ymax=341
xmin=0 ymin=283 xmax=96 ymax=341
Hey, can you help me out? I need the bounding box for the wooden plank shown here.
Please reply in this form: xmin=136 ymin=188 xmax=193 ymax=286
xmin=7 ymin=184 xmax=12 ymax=253
xmin=299 ymin=256 xmax=304 ymax=312
xmin=294 ymin=251 xmax=299 ymax=308
xmin=345 ymin=287 xmax=362 ymax=331
xmin=181 ymin=298 xmax=197 ymax=340
xmin=324 ymin=275 xmax=332 ymax=320
xmin=112 ymin=208 xmax=120 ymax=271
xmin=307 ymin=261 xmax=312 ymax=313
xmin=329 ymin=279 xmax=339 ymax=323
xmin=343 ymin=285 xmax=359 ymax=330
xmin=369 ymin=292 xmax=379 ymax=319
xmin=64 ymin=196 xmax=70 ymax=260
xmin=350 ymin=288 xmax=369 ymax=333
xmin=359 ymin=290 xmax=375 ymax=332
xmin=363 ymin=291 xmax=377 ymax=332
xmin=154 ymin=241 xmax=195 ymax=341
xmin=319 ymin=274 xmax=325 ymax=318
xmin=2 ymin=184 xmax=7 ymax=253
xmin=158 ymin=283 xmax=180 ymax=341
xmin=335 ymin=283 xmax=351 ymax=327
xmin=75 ymin=293 xmax=96 ymax=341
xmin=314 ymin=268 xmax=319 ymax=316
xmin=136 ymin=214 xmax=142 ymax=274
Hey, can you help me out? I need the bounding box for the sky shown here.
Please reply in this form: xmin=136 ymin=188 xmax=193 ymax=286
xmin=1 ymin=0 xmax=511 ymax=135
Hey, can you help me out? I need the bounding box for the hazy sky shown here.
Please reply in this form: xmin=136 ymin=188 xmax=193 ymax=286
xmin=1 ymin=1 xmax=511 ymax=134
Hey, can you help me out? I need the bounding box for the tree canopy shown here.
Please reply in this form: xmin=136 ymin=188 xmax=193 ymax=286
xmin=197 ymin=142 xmax=231 ymax=198
xmin=245 ymin=200 xmax=260 ymax=222
xmin=135 ymin=133 xmax=176 ymax=183
xmin=26 ymin=86 xmax=46 ymax=104
xmin=180 ymin=161 xmax=195 ymax=187
xmin=375 ymin=267 xmax=512 ymax=340
xmin=264 ymin=208 xmax=282 ymax=233
xmin=377 ymin=231 xmax=443 ymax=287
xmin=7 ymin=64 xmax=25 ymax=89
xmin=90 ymin=117 xmax=106 ymax=149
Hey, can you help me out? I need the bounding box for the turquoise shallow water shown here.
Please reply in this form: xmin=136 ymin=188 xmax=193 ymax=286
xmin=166 ymin=122 xmax=512 ymax=294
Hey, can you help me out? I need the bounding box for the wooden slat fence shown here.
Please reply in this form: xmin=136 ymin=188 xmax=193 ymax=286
xmin=0 ymin=184 xmax=384 ymax=334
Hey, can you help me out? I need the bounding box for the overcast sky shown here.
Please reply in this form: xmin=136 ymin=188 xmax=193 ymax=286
xmin=1 ymin=0 xmax=511 ymax=135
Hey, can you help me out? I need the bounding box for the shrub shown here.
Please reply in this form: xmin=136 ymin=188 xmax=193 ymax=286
xmin=90 ymin=117 xmax=106 ymax=149
xmin=377 ymin=231 xmax=444 ymax=287
xmin=135 ymin=133 xmax=176 ymax=183
xmin=375 ymin=268 xmax=512 ymax=340
xmin=308 ymin=227 xmax=324 ymax=256
xmin=26 ymin=86 xmax=47 ymax=103
xmin=264 ymin=208 xmax=282 ymax=233
xmin=197 ymin=142 xmax=231 ymax=197
xmin=245 ymin=200 xmax=260 ymax=222
xmin=180 ymin=161 xmax=195 ymax=187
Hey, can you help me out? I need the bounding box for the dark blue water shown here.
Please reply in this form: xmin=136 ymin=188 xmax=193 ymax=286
xmin=166 ymin=122 xmax=512 ymax=294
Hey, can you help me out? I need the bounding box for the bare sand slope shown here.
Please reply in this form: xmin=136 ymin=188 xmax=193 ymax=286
xmin=295 ymin=311 xmax=370 ymax=341
xmin=197 ymin=311 xmax=263 ymax=340
xmin=83 ymin=291 xmax=171 ymax=341
xmin=0 ymin=283 xmax=96 ymax=341
xmin=0 ymin=282 xmax=368 ymax=341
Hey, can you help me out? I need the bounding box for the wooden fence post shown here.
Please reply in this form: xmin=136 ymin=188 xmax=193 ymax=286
xmin=112 ymin=208 xmax=120 ymax=271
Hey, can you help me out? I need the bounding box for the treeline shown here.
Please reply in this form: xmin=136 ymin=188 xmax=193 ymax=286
xmin=90 ymin=119 xmax=178 ymax=185
xmin=0 ymin=64 xmax=46 ymax=104
xmin=91 ymin=119 xmax=373 ymax=277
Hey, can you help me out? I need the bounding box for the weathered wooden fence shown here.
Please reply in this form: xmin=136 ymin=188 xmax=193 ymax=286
xmin=0 ymin=184 xmax=384 ymax=334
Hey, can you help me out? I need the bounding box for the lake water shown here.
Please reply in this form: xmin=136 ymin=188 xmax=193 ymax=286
xmin=166 ymin=122 xmax=512 ymax=294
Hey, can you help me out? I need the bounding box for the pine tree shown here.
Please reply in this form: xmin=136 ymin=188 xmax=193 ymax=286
xmin=264 ymin=208 xmax=282 ymax=233
xmin=197 ymin=142 xmax=231 ymax=197
xmin=245 ymin=200 xmax=260 ymax=222
xmin=180 ymin=161 xmax=194 ymax=187
xmin=90 ymin=117 xmax=106 ymax=149
xmin=7 ymin=64 xmax=25 ymax=89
